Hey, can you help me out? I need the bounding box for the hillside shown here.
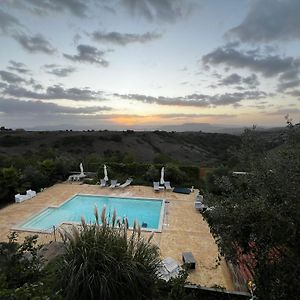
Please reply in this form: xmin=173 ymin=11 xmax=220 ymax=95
xmin=0 ymin=129 xmax=286 ymax=166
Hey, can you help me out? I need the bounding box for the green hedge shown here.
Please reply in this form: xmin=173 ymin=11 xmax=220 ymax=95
xmin=96 ymin=163 xmax=201 ymax=188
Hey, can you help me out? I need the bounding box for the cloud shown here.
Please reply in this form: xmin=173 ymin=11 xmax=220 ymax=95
xmin=0 ymin=70 xmax=26 ymax=84
xmin=6 ymin=0 xmax=89 ymax=17
xmin=1 ymin=84 xmax=102 ymax=101
xmin=121 ymin=0 xmax=197 ymax=23
xmin=153 ymin=113 xmax=236 ymax=119
xmin=7 ymin=60 xmax=31 ymax=74
xmin=92 ymin=31 xmax=162 ymax=46
xmin=115 ymin=90 xmax=267 ymax=107
xmin=0 ymin=8 xmax=21 ymax=34
xmin=277 ymin=79 xmax=300 ymax=92
xmin=63 ymin=44 xmax=109 ymax=67
xmin=13 ymin=33 xmax=56 ymax=54
xmin=228 ymin=0 xmax=300 ymax=43
xmin=202 ymin=45 xmax=300 ymax=78
xmin=277 ymin=69 xmax=300 ymax=92
xmin=220 ymin=73 xmax=241 ymax=85
xmin=0 ymin=9 xmax=56 ymax=55
xmin=279 ymin=69 xmax=299 ymax=82
xmin=265 ymin=108 xmax=300 ymax=116
xmin=43 ymin=64 xmax=76 ymax=77
xmin=243 ymin=74 xmax=260 ymax=88
xmin=286 ymin=90 xmax=300 ymax=99
xmin=0 ymin=97 xmax=111 ymax=115
xmin=219 ymin=73 xmax=260 ymax=88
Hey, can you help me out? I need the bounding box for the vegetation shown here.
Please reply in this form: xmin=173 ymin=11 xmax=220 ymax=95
xmin=0 ymin=125 xmax=297 ymax=298
xmin=56 ymin=208 xmax=160 ymax=300
xmin=0 ymin=130 xmax=243 ymax=206
xmin=96 ymin=162 xmax=199 ymax=187
xmin=0 ymin=233 xmax=52 ymax=299
xmin=0 ymin=209 xmax=199 ymax=300
xmin=203 ymin=122 xmax=300 ymax=299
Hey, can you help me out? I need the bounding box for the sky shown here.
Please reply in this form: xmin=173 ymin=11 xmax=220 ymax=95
xmin=0 ymin=0 xmax=300 ymax=130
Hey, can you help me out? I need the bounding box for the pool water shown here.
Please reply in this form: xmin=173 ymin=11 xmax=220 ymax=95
xmin=19 ymin=194 xmax=164 ymax=232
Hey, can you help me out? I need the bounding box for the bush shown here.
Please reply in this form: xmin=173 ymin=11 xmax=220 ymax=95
xmin=57 ymin=209 xmax=160 ymax=300
xmin=21 ymin=165 xmax=48 ymax=191
xmin=205 ymin=166 xmax=231 ymax=195
xmin=144 ymin=165 xmax=160 ymax=182
xmin=0 ymin=233 xmax=49 ymax=299
xmin=0 ymin=135 xmax=30 ymax=147
xmin=165 ymin=164 xmax=187 ymax=185
xmin=153 ymin=154 xmax=173 ymax=164
xmin=0 ymin=167 xmax=20 ymax=205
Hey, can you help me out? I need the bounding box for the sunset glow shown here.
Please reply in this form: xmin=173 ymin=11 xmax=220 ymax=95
xmin=0 ymin=1 xmax=299 ymax=130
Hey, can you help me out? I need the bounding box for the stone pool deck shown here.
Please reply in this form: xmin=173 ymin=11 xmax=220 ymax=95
xmin=0 ymin=183 xmax=234 ymax=291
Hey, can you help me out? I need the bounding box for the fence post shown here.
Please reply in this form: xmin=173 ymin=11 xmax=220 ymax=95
xmin=53 ymin=225 xmax=56 ymax=242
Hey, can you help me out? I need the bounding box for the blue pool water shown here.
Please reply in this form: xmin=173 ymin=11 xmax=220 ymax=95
xmin=20 ymin=195 xmax=164 ymax=231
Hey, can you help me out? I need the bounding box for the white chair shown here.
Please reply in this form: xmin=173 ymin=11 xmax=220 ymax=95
xmin=100 ymin=179 xmax=107 ymax=187
xmin=153 ymin=181 xmax=160 ymax=192
xmin=164 ymin=181 xmax=172 ymax=190
xmin=120 ymin=178 xmax=133 ymax=188
xmin=110 ymin=180 xmax=120 ymax=188
xmin=26 ymin=189 xmax=36 ymax=198
xmin=15 ymin=193 xmax=31 ymax=203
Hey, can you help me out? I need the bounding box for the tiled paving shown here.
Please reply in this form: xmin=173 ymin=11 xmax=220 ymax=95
xmin=0 ymin=183 xmax=234 ymax=290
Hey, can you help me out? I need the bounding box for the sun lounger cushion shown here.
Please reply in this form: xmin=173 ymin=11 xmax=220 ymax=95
xmin=173 ymin=187 xmax=191 ymax=194
xmin=182 ymin=252 xmax=196 ymax=269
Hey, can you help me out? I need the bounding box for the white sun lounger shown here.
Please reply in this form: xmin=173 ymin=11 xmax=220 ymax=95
xmin=164 ymin=181 xmax=172 ymax=190
xmin=194 ymin=201 xmax=205 ymax=210
xmin=153 ymin=181 xmax=160 ymax=192
xmin=120 ymin=178 xmax=133 ymax=188
xmin=100 ymin=179 xmax=107 ymax=187
xmin=158 ymin=257 xmax=182 ymax=281
xmin=196 ymin=194 xmax=203 ymax=202
xmin=110 ymin=180 xmax=120 ymax=188
xmin=68 ymin=173 xmax=86 ymax=181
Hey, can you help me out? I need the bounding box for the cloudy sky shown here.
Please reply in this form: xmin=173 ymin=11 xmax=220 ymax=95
xmin=0 ymin=0 xmax=299 ymax=130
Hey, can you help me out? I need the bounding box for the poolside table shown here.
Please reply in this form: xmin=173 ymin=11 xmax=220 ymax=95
xmin=182 ymin=252 xmax=196 ymax=269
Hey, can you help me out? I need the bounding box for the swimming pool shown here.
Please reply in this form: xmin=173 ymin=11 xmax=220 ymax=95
xmin=15 ymin=194 xmax=165 ymax=233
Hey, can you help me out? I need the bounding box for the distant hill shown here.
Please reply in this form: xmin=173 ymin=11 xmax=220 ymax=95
xmin=24 ymin=122 xmax=283 ymax=135
xmin=0 ymin=129 xmax=286 ymax=166
xmin=159 ymin=123 xmax=279 ymax=134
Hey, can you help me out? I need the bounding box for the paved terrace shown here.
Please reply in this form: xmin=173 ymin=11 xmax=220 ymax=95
xmin=0 ymin=183 xmax=234 ymax=291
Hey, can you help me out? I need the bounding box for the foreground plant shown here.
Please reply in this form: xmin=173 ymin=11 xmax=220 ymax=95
xmin=204 ymin=123 xmax=300 ymax=299
xmin=0 ymin=232 xmax=51 ymax=299
xmin=57 ymin=207 xmax=161 ymax=300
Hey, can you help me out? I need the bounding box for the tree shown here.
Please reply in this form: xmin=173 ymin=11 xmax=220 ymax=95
xmin=144 ymin=165 xmax=159 ymax=182
xmin=39 ymin=159 xmax=55 ymax=185
xmin=0 ymin=233 xmax=51 ymax=299
xmin=0 ymin=167 xmax=20 ymax=205
xmin=203 ymin=123 xmax=300 ymax=299
xmin=164 ymin=164 xmax=187 ymax=185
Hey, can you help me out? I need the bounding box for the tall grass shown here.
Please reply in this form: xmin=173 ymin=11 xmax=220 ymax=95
xmin=57 ymin=207 xmax=161 ymax=300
